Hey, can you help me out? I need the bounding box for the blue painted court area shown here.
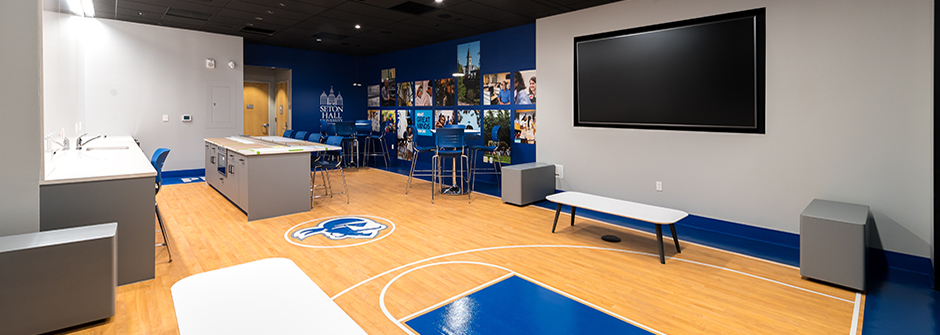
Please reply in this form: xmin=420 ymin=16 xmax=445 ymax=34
xmin=405 ymin=275 xmax=652 ymax=335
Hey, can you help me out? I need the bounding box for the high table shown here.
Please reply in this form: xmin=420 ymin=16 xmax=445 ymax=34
xmin=204 ymin=136 xmax=340 ymax=221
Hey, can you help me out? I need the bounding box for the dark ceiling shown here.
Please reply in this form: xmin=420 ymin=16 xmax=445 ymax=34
xmin=80 ymin=0 xmax=620 ymax=56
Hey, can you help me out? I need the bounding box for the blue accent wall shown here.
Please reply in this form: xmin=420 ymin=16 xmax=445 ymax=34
xmin=243 ymin=43 xmax=367 ymax=133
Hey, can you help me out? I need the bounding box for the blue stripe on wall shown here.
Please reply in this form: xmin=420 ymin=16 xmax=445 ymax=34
xmin=406 ymin=275 xmax=652 ymax=334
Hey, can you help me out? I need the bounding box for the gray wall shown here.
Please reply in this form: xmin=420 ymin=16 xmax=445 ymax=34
xmin=0 ymin=0 xmax=42 ymax=236
xmin=537 ymin=0 xmax=934 ymax=258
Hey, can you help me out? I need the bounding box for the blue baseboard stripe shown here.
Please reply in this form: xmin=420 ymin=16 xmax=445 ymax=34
xmin=162 ymin=168 xmax=205 ymax=178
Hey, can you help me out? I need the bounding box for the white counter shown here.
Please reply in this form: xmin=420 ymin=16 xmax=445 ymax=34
xmin=42 ymin=136 xmax=157 ymax=185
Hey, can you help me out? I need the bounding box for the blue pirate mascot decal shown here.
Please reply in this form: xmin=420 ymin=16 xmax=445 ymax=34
xmin=292 ymin=217 xmax=388 ymax=241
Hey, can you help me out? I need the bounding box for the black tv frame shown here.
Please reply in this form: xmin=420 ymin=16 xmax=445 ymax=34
xmin=573 ymin=8 xmax=766 ymax=134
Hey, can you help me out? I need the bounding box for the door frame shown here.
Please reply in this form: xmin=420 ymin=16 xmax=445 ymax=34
xmin=274 ymin=80 xmax=291 ymax=137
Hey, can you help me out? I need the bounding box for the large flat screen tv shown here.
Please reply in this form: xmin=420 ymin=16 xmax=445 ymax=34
xmin=574 ymin=8 xmax=765 ymax=133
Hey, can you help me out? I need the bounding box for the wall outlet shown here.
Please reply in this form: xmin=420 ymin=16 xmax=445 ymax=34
xmin=162 ymin=114 xmax=169 ymax=122
xmin=656 ymin=181 xmax=663 ymax=192
xmin=555 ymin=164 xmax=564 ymax=179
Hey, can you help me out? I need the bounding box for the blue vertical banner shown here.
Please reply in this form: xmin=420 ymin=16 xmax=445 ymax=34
xmin=415 ymin=110 xmax=433 ymax=136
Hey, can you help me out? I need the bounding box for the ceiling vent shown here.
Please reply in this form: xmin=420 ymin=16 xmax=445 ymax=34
xmin=388 ymin=1 xmax=437 ymax=15
xmin=240 ymin=26 xmax=277 ymax=36
xmin=165 ymin=8 xmax=213 ymax=21
xmin=312 ymin=32 xmax=349 ymax=40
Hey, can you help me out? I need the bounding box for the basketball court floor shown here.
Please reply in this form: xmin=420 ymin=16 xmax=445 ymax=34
xmin=60 ymin=168 xmax=863 ymax=334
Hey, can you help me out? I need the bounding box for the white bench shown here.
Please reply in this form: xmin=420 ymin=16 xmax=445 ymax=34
xmin=546 ymin=192 xmax=688 ymax=264
xmin=171 ymin=258 xmax=367 ymax=335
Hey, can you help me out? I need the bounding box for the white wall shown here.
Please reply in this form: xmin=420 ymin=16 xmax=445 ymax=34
xmin=79 ymin=18 xmax=243 ymax=171
xmin=537 ymin=0 xmax=934 ymax=257
xmin=0 ymin=0 xmax=43 ymax=236
xmin=42 ymin=12 xmax=85 ymax=147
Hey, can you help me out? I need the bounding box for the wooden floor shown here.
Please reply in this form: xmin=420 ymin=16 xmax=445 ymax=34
xmin=56 ymin=168 xmax=864 ymax=335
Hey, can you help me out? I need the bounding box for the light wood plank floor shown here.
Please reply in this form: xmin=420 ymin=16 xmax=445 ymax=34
xmin=54 ymin=168 xmax=864 ymax=335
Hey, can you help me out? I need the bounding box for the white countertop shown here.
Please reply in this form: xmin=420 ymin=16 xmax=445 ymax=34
xmin=42 ymin=136 xmax=157 ymax=185
xmin=205 ymin=136 xmax=341 ymax=155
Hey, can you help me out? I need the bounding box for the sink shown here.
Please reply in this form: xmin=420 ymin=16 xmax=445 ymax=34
xmin=85 ymin=146 xmax=129 ymax=151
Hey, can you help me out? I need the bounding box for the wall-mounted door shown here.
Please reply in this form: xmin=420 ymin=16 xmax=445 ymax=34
xmin=243 ymin=82 xmax=269 ymax=136
xmin=275 ymin=82 xmax=289 ymax=137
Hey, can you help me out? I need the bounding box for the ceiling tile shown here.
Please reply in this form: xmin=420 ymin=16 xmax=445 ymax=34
xmin=318 ymin=8 xmax=396 ymax=29
xmin=472 ymin=0 xmax=554 ymax=16
xmin=400 ymin=16 xmax=463 ymax=33
xmin=238 ymin=0 xmax=329 ymax=15
xmin=446 ymin=1 xmax=526 ymax=23
xmin=117 ymin=0 xmax=168 ymax=14
xmin=224 ymin=1 xmax=315 ymax=21
xmin=292 ymin=0 xmax=346 ymax=8
xmin=333 ymin=1 xmax=416 ymax=22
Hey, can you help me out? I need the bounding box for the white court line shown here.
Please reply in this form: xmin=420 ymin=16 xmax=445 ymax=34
xmin=850 ymin=292 xmax=862 ymax=334
xmin=332 ymin=244 xmax=853 ymax=304
xmin=372 ymin=167 xmax=800 ymax=270
xmin=379 ymin=261 xmax=664 ymax=335
xmin=397 ymin=272 xmax=515 ymax=323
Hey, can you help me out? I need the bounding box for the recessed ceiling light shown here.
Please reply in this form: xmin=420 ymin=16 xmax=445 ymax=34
xmin=255 ymin=17 xmax=263 ymax=20
xmin=435 ymin=0 xmax=443 ymax=3
xmin=266 ymin=10 xmax=274 ymax=14
xmin=138 ymin=12 xmax=143 ymax=15
xmin=354 ymin=24 xmax=361 ymax=29
xmin=316 ymin=38 xmax=322 ymax=42
xmin=279 ymin=3 xmax=286 ymax=6
xmin=247 ymin=23 xmax=254 ymax=27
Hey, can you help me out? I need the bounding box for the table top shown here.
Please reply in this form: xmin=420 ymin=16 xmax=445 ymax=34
xmin=205 ymin=136 xmax=341 ymax=155
xmin=546 ymin=191 xmax=688 ymax=224
xmin=171 ymin=258 xmax=367 ymax=335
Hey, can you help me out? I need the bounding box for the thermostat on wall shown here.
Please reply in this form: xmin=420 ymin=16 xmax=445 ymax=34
xmin=182 ymin=114 xmax=193 ymax=122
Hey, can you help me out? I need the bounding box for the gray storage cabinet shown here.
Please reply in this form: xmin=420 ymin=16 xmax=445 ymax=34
xmin=501 ymin=162 xmax=556 ymax=206
xmin=800 ymin=199 xmax=870 ymax=291
xmin=0 ymin=223 xmax=117 ymax=335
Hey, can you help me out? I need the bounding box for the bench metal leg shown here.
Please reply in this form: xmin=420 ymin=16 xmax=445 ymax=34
xmin=656 ymin=224 xmax=665 ymax=264
xmin=669 ymin=224 xmax=681 ymax=253
xmin=570 ymin=207 xmax=576 ymax=226
xmin=551 ymin=203 xmax=562 ymax=233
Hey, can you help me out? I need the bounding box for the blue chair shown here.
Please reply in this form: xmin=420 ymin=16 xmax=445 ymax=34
xmin=432 ymin=127 xmax=470 ymax=204
xmin=151 ymin=148 xmax=172 ymax=263
xmin=334 ymin=121 xmax=359 ymax=170
xmin=470 ymin=125 xmax=503 ymax=194
xmin=302 ymin=131 xmax=318 ymax=142
xmin=358 ymin=120 xmax=389 ymax=167
xmin=283 ymin=129 xmax=295 ymax=138
xmin=312 ymin=136 xmax=349 ymax=204
xmin=405 ymin=125 xmax=434 ymax=194
xmin=292 ymin=130 xmax=308 ymax=140
xmin=319 ymin=120 xmax=333 ymax=142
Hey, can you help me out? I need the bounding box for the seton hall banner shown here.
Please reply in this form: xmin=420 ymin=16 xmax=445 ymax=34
xmin=320 ymin=86 xmax=344 ymax=123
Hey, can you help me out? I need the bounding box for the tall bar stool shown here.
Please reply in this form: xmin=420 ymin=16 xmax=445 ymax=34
xmin=311 ymin=136 xmax=349 ymax=204
xmin=355 ymin=120 xmax=388 ymax=167
xmin=470 ymin=125 xmax=503 ymax=194
xmin=151 ymin=148 xmax=172 ymax=263
xmin=334 ymin=121 xmax=359 ymax=170
xmin=405 ymin=125 xmax=434 ymax=194
xmin=431 ymin=127 xmax=470 ymax=204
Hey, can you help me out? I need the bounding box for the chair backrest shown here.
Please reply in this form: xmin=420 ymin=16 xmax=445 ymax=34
xmin=355 ymin=120 xmax=372 ymax=135
xmin=293 ymin=131 xmax=308 ymax=140
xmin=325 ymin=135 xmax=344 ymax=146
xmin=443 ymin=124 xmax=465 ymax=129
xmin=151 ymin=148 xmax=171 ymax=187
xmin=283 ymin=129 xmax=294 ymax=138
xmin=302 ymin=131 xmax=318 ymax=141
xmin=435 ymin=128 xmax=465 ymax=149
xmin=319 ymin=120 xmax=330 ymax=134
xmin=334 ymin=121 xmax=357 ymax=137
xmin=490 ymin=125 xmax=501 ymax=145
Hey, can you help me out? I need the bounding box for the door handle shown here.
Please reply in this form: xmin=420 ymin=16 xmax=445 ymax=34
xmin=210 ymin=156 xmax=215 ymax=164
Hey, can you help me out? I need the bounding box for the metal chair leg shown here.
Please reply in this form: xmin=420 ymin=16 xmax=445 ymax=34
xmin=339 ymin=166 xmax=349 ymax=204
xmin=155 ymin=203 xmax=172 ymax=263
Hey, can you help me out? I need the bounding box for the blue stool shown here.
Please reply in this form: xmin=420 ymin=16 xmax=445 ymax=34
xmin=432 ymin=127 xmax=470 ymax=204
xmin=470 ymin=125 xmax=503 ymax=194
xmin=151 ymin=148 xmax=172 ymax=263
xmin=312 ymin=136 xmax=349 ymax=204
xmin=405 ymin=125 xmax=434 ymax=194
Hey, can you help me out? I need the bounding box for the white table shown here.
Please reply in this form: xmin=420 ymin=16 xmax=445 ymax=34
xmin=546 ymin=192 xmax=688 ymax=264
xmin=171 ymin=258 xmax=367 ymax=335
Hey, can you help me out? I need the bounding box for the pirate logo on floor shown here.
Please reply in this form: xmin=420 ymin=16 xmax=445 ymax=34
xmin=285 ymin=216 xmax=394 ymax=247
